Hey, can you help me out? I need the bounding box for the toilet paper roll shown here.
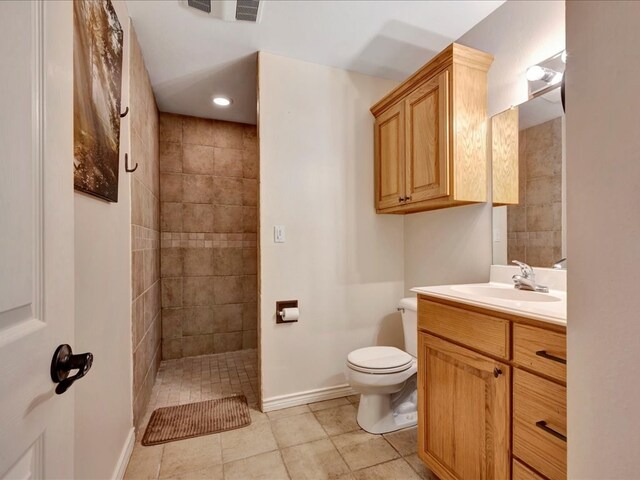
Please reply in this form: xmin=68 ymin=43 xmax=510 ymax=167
xmin=280 ymin=307 xmax=299 ymax=322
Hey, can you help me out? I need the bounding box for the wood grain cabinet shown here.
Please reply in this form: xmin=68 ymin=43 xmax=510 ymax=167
xmin=417 ymin=296 xmax=567 ymax=480
xmin=371 ymin=44 xmax=493 ymax=214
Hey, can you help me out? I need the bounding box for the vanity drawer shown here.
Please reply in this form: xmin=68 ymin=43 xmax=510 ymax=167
xmin=512 ymin=459 xmax=546 ymax=480
xmin=513 ymin=369 xmax=567 ymax=480
xmin=418 ymin=298 xmax=509 ymax=359
xmin=514 ymin=324 xmax=566 ymax=383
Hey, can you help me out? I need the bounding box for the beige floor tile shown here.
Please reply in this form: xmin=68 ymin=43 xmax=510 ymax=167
xmin=159 ymin=435 xmax=221 ymax=478
xmin=266 ymin=404 xmax=311 ymax=420
xmin=346 ymin=395 xmax=360 ymax=405
xmin=271 ymin=412 xmax=328 ymax=448
xmin=313 ymin=404 xmax=360 ymax=436
xmin=308 ymin=397 xmax=350 ymax=412
xmin=223 ymin=451 xmax=289 ymax=480
xmin=281 ymin=438 xmax=349 ymax=480
xmin=160 ymin=464 xmax=223 ymax=480
xmin=404 ymin=454 xmax=438 ymax=480
xmin=124 ymin=444 xmax=164 ymax=480
xmin=352 ymin=458 xmax=420 ymax=480
xmin=249 ymin=405 xmax=269 ymax=423
xmin=221 ymin=420 xmax=278 ymax=463
xmin=383 ymin=427 xmax=417 ymax=456
xmin=332 ymin=431 xmax=399 ymax=471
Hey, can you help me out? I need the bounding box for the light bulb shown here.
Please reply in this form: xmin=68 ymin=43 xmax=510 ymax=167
xmin=213 ymin=96 xmax=232 ymax=107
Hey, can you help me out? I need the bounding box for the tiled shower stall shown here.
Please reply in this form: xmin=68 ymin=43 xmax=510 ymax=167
xmin=158 ymin=113 xmax=258 ymax=360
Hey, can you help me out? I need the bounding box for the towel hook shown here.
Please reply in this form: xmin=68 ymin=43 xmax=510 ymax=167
xmin=124 ymin=153 xmax=138 ymax=173
xmin=120 ymin=106 xmax=129 ymax=118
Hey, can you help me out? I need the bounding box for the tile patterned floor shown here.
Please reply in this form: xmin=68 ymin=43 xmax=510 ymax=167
xmin=125 ymin=350 xmax=437 ymax=480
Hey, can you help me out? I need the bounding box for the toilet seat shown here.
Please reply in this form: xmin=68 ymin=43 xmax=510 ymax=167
xmin=347 ymin=346 xmax=413 ymax=374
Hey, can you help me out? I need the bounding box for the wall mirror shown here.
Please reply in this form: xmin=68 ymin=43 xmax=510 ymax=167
xmin=491 ymin=86 xmax=565 ymax=268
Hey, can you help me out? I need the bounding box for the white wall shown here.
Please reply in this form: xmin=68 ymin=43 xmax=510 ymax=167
xmin=258 ymin=52 xmax=405 ymax=403
xmin=567 ymin=2 xmax=640 ymax=477
xmin=404 ymin=0 xmax=565 ymax=294
xmin=74 ymin=1 xmax=134 ymax=478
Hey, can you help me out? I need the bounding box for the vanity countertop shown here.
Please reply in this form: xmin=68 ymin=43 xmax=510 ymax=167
xmin=411 ymin=281 xmax=567 ymax=327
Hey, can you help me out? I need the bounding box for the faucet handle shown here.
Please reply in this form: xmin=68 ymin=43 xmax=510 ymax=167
xmin=512 ymin=260 xmax=535 ymax=279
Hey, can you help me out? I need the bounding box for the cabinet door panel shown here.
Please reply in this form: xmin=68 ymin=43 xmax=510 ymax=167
xmin=418 ymin=333 xmax=510 ymax=480
xmin=405 ymin=70 xmax=450 ymax=203
xmin=374 ymin=102 xmax=405 ymax=210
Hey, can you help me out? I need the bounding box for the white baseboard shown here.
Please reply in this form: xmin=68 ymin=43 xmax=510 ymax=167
xmin=112 ymin=427 xmax=135 ymax=480
xmin=262 ymin=384 xmax=358 ymax=412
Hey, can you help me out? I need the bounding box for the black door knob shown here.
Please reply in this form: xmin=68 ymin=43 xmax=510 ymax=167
xmin=50 ymin=344 xmax=93 ymax=395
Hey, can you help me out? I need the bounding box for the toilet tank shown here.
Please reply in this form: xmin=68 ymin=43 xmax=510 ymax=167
xmin=399 ymin=297 xmax=418 ymax=357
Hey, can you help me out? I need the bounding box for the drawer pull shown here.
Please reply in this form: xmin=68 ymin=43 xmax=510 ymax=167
xmin=535 ymin=420 xmax=567 ymax=442
xmin=535 ymin=350 xmax=566 ymax=365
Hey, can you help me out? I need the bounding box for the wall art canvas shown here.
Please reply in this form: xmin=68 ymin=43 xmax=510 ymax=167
xmin=73 ymin=0 xmax=124 ymax=202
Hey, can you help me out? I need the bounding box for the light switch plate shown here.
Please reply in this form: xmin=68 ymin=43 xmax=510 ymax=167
xmin=274 ymin=225 xmax=285 ymax=243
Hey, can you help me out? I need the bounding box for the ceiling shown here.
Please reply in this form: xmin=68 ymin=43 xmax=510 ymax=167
xmin=126 ymin=0 xmax=505 ymax=125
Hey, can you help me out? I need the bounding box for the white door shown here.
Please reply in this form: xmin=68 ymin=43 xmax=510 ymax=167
xmin=0 ymin=1 xmax=76 ymax=478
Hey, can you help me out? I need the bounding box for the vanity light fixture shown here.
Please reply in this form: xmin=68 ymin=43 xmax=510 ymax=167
xmin=526 ymin=65 xmax=562 ymax=85
xmin=212 ymin=96 xmax=232 ymax=107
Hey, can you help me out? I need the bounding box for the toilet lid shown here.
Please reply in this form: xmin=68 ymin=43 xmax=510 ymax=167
xmin=347 ymin=347 xmax=413 ymax=373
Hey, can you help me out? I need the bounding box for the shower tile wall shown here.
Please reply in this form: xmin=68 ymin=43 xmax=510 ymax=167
xmin=507 ymin=117 xmax=562 ymax=267
xmin=159 ymin=113 xmax=257 ymax=360
xmin=130 ymin=27 xmax=161 ymax=428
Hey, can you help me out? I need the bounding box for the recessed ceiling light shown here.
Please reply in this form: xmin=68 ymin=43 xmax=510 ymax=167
xmin=212 ymin=96 xmax=232 ymax=107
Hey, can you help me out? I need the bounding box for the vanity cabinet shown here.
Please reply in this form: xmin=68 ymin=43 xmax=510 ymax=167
xmin=371 ymin=44 xmax=493 ymax=214
xmin=417 ymin=296 xmax=567 ymax=480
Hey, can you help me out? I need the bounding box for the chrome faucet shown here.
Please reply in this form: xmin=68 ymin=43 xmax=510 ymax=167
xmin=512 ymin=260 xmax=549 ymax=293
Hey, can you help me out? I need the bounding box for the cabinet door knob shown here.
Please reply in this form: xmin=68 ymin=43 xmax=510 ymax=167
xmin=399 ymin=197 xmax=405 ymax=203
xmin=493 ymin=367 xmax=502 ymax=378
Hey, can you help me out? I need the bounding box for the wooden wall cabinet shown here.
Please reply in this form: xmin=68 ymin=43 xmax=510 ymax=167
xmin=492 ymin=107 xmax=520 ymax=205
xmin=371 ymin=44 xmax=493 ymax=214
xmin=417 ymin=296 xmax=567 ymax=480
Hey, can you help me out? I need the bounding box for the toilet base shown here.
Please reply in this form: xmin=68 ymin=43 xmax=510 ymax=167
xmin=355 ymin=375 xmax=417 ymax=434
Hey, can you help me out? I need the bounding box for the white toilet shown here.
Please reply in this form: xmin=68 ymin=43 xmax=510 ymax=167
xmin=345 ymin=297 xmax=418 ymax=434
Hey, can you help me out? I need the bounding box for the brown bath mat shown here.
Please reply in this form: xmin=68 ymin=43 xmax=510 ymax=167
xmin=141 ymin=395 xmax=251 ymax=446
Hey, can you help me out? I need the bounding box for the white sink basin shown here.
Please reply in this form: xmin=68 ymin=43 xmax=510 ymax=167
xmin=451 ymin=285 xmax=562 ymax=303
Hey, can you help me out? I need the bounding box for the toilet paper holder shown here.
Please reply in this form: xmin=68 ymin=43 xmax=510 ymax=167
xmin=276 ymin=300 xmax=298 ymax=324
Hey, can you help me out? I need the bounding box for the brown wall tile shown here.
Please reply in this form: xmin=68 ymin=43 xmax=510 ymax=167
xmin=160 ymin=114 xmax=183 ymax=143
xmin=183 ymin=144 xmax=214 ymax=174
xmin=160 ymin=173 xmax=183 ymax=202
xmin=162 ymin=308 xmax=183 ymax=339
xmin=183 ymin=306 xmax=214 ymax=335
xmin=213 ymin=248 xmax=243 ymax=276
xmin=162 ymin=278 xmax=183 ymax=307
xmin=183 ymin=276 xmax=214 ymax=306
xmin=242 ymin=150 xmax=258 ymax=179
xmin=213 ymin=177 xmax=243 ymax=205
xmin=161 ymin=248 xmax=183 ymax=277
xmin=242 ymin=303 xmax=257 ymax=330
xmin=213 ymin=276 xmax=244 ymax=304
xmin=161 ymin=202 xmax=183 ymax=231
xmin=183 ymin=116 xmax=214 ymax=146
xmin=159 ymin=142 xmax=182 ymax=173
xmin=213 ymin=304 xmax=243 ymax=332
xmin=242 ymin=207 xmax=257 ymax=233
xmin=162 ymin=338 xmax=182 ymax=360
xmin=159 ymin=113 xmax=258 ymax=359
xmin=183 ymin=334 xmax=215 ymax=357
xmin=242 ymin=179 xmax=258 ymax=206
xmin=183 ymin=248 xmax=214 ymax=276
xmin=213 ymin=121 xmax=243 ymax=149
xmin=213 ymin=148 xmax=243 ymax=178
xmin=183 ymin=175 xmax=214 ymax=204
xmin=183 ymin=203 xmax=215 ymax=232
xmin=213 ymin=205 xmax=243 ymax=233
